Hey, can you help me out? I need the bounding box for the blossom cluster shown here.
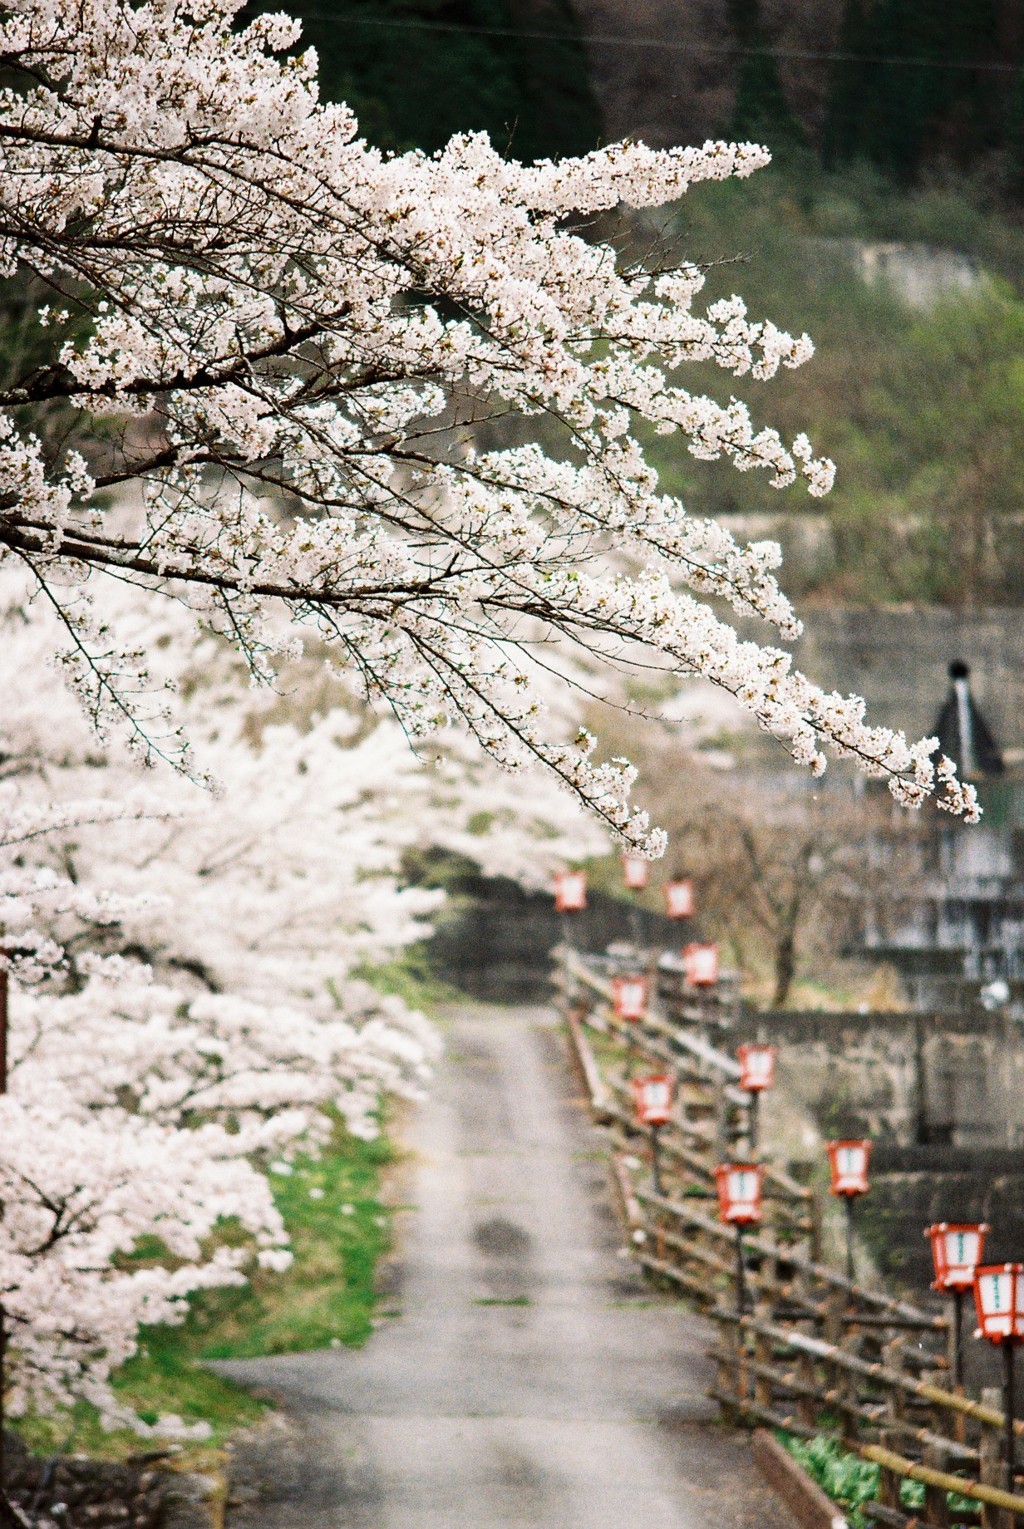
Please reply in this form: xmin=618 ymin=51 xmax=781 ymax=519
xmin=0 ymin=0 xmax=977 ymax=830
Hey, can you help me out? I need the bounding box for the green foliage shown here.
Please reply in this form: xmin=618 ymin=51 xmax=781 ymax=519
xmin=780 ymin=1433 xmax=980 ymax=1527
xmin=828 ymin=284 xmax=1024 ymax=606
xmin=781 ymin=1434 xmax=880 ymax=1527
xmin=820 ymin=0 xmax=1008 ymax=187
xmin=634 ymin=162 xmax=1024 ymax=608
xmin=728 ymin=0 xmax=805 ymax=150
xmin=245 ymin=0 xmax=601 ymax=161
xmin=351 ymin=945 xmax=463 ymax=1011
xmin=185 ymin=1121 xmax=395 ymax=1357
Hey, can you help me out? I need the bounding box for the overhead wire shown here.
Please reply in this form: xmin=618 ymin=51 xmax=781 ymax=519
xmin=277 ymin=11 xmax=1023 ymax=75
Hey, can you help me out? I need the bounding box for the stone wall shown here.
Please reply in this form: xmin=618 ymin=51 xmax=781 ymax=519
xmin=427 ymin=877 xmax=689 ymax=1003
xmin=2 ymin=1434 xmax=213 ymax=1529
xmin=728 ymin=1007 xmax=1024 ymax=1301
xmin=792 ymin=606 xmax=1024 ymax=754
xmin=733 ymin=1005 xmax=1024 ymax=1150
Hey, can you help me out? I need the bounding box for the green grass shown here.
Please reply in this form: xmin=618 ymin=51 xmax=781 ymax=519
xmin=14 ymin=1118 xmax=397 ymax=1462
xmin=186 ymin=1124 xmax=395 ymax=1358
xmin=350 ymin=943 xmax=463 ymax=1012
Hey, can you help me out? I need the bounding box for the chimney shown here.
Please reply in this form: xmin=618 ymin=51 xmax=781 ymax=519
xmin=931 ymin=661 xmax=1005 ymax=780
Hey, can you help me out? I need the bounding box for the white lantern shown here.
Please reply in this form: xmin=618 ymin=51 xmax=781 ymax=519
xmin=612 ymin=974 xmax=648 ymax=1022
xmin=927 ymin=1222 xmax=989 ymax=1292
xmin=827 ymin=1139 xmax=871 ymax=1197
xmin=664 ymin=879 xmax=694 ymax=919
xmin=622 ymin=854 xmax=649 ymax=892
xmin=683 ymin=942 xmax=719 ymax=987
xmin=554 ymin=869 xmax=587 ymax=912
xmin=632 ymin=1073 xmax=674 ymax=1126
xmin=738 ymin=1043 xmax=776 ymax=1093
xmin=974 ymin=1264 xmax=1024 ymax=1343
xmin=715 ymin=1162 xmax=765 ymax=1226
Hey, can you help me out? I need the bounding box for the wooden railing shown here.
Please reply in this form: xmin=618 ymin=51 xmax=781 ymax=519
xmin=557 ymin=947 xmax=1024 ymax=1527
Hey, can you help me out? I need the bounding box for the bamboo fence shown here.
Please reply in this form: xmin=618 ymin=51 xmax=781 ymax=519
xmin=557 ymin=948 xmax=1024 ymax=1529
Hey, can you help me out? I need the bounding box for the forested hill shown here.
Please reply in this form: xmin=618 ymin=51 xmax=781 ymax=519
xmin=265 ymin=0 xmax=1024 ymax=200
xmin=574 ymin=0 xmax=1024 ymax=190
xmin=237 ymin=0 xmax=1024 ymax=611
xmin=245 ymin=0 xmax=602 ymax=162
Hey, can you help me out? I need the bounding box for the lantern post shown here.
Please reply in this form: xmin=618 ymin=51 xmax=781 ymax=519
xmin=974 ymin=1263 xmax=1024 ymax=1490
xmin=926 ymin=1222 xmax=989 ymax=1387
xmin=554 ymin=868 xmax=587 ymax=954
xmin=612 ymin=973 xmax=649 ymax=1070
xmin=632 ymin=1074 xmax=674 ymax=1196
xmin=715 ymin=1163 xmax=765 ymax=1316
xmin=826 ymin=1140 xmax=871 ymax=1283
xmin=621 ymin=854 xmax=648 ymax=946
xmin=737 ymin=1043 xmax=776 ymax=1154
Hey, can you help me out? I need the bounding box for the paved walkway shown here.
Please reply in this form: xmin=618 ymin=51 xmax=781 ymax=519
xmin=219 ymin=1005 xmax=793 ymax=1528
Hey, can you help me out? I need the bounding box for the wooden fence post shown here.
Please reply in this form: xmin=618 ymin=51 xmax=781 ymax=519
xmin=716 ymin=1315 xmax=744 ymax=1424
xmin=753 ymin=1301 xmax=774 ymax=1416
xmin=809 ymin=1189 xmax=823 ymax=1264
xmin=979 ymin=1387 xmax=1011 ymax=1529
xmin=796 ymin=1347 xmax=818 ymax=1433
xmin=922 ymin=1443 xmax=950 ymax=1528
xmin=877 ymin=1430 xmax=901 ymax=1513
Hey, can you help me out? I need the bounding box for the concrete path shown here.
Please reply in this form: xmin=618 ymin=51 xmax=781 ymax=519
xmin=219 ymin=1006 xmax=793 ymax=1528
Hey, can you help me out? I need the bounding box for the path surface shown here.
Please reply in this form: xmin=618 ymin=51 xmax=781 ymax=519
xmin=220 ymin=1005 xmax=793 ymax=1528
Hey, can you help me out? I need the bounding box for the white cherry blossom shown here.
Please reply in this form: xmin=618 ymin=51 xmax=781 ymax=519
xmin=0 ymin=0 xmax=977 ymax=830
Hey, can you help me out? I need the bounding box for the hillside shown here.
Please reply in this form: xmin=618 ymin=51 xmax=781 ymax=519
xmin=572 ymin=0 xmax=1024 ymax=193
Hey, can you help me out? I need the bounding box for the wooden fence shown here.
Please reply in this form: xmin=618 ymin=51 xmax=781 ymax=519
xmin=556 ymin=948 xmax=1024 ymax=1528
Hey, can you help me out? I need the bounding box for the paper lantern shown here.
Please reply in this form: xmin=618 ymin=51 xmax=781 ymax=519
xmin=664 ymin=879 xmax=695 ymax=919
xmin=927 ymin=1222 xmax=989 ymax=1293
xmin=622 ymin=854 xmax=649 ymax=892
xmin=554 ymin=869 xmax=587 ymax=912
xmin=974 ymin=1264 xmax=1024 ymax=1343
xmin=612 ymin=974 xmax=648 ymax=1023
xmin=683 ymin=942 xmax=719 ymax=987
xmin=715 ymin=1162 xmax=765 ymax=1226
xmin=632 ymin=1073 xmax=675 ymax=1127
xmin=827 ymin=1139 xmax=871 ymax=1198
xmin=738 ymin=1043 xmax=776 ymax=1094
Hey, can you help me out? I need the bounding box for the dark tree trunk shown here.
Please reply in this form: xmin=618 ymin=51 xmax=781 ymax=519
xmin=772 ymin=930 xmax=796 ymax=1008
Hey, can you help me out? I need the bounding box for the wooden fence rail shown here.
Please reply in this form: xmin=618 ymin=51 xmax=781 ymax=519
xmin=557 ymin=946 xmax=1024 ymax=1526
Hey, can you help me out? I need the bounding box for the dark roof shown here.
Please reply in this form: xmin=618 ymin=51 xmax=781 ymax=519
xmin=931 ymin=661 xmax=1005 ymax=779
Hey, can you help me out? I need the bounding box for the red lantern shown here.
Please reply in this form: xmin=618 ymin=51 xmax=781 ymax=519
xmin=974 ymin=1264 xmax=1024 ymax=1344
xmin=927 ymin=1222 xmax=990 ymax=1292
xmin=622 ymin=854 xmax=649 ymax=892
xmin=612 ymin=974 xmax=648 ymax=1023
xmin=827 ymin=1139 xmax=871 ymax=1197
xmin=664 ymin=879 xmax=694 ymax=919
xmin=738 ymin=1043 xmax=776 ymax=1093
xmin=554 ymin=869 xmax=587 ymax=912
xmin=632 ymin=1073 xmax=674 ymax=1127
xmin=715 ymin=1162 xmax=765 ymax=1226
xmin=683 ymin=942 xmax=719 ymax=987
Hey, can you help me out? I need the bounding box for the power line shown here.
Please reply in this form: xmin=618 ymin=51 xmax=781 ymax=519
xmin=286 ymin=10 xmax=1022 ymax=75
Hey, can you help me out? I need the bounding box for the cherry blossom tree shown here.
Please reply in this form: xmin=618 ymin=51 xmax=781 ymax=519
xmin=0 ymin=1089 xmax=290 ymax=1430
xmin=0 ymin=0 xmax=986 ymax=1467
xmin=0 ymin=572 xmax=605 ymax=999
xmin=0 ymin=0 xmax=978 ymax=842
xmin=0 ymin=571 xmax=606 ymax=1436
